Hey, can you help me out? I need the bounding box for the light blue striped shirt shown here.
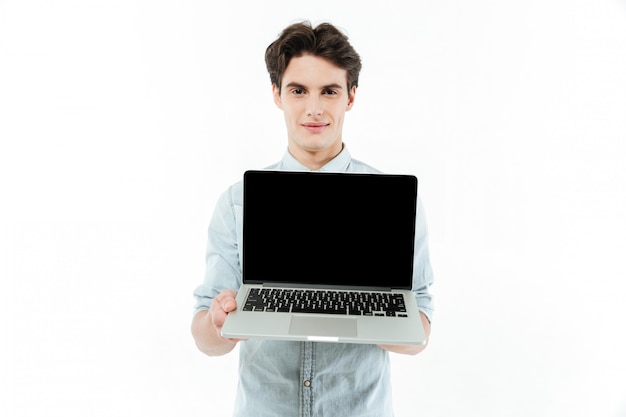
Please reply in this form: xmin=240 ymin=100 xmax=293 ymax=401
xmin=194 ymin=147 xmax=434 ymax=417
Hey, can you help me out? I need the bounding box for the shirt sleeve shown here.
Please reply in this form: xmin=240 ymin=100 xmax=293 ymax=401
xmin=193 ymin=185 xmax=243 ymax=316
xmin=412 ymin=196 xmax=435 ymax=323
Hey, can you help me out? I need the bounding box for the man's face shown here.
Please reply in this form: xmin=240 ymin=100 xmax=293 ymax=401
xmin=273 ymin=54 xmax=355 ymax=168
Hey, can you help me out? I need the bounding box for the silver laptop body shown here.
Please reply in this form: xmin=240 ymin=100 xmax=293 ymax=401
xmin=221 ymin=170 xmax=426 ymax=345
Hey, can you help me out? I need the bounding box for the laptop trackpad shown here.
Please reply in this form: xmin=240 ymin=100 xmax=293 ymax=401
xmin=289 ymin=315 xmax=358 ymax=337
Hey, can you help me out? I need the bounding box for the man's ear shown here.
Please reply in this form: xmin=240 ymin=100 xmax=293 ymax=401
xmin=346 ymin=86 xmax=357 ymax=111
xmin=272 ymin=84 xmax=283 ymax=110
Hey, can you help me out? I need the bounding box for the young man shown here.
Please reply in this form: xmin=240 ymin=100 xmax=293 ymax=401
xmin=192 ymin=21 xmax=434 ymax=416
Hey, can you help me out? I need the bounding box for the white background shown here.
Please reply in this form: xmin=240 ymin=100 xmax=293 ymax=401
xmin=2 ymin=1 xmax=626 ymax=416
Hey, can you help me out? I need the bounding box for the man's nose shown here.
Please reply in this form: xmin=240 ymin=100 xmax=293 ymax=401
xmin=306 ymin=97 xmax=323 ymax=117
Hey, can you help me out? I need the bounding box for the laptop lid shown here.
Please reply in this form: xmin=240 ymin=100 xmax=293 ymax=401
xmin=242 ymin=170 xmax=418 ymax=290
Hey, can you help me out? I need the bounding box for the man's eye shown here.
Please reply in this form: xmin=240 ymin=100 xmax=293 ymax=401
xmin=323 ymin=89 xmax=338 ymax=95
xmin=292 ymin=89 xmax=305 ymax=95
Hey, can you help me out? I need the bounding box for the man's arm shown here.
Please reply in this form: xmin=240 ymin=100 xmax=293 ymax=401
xmin=191 ymin=290 xmax=243 ymax=356
xmin=378 ymin=312 xmax=431 ymax=355
xmin=381 ymin=195 xmax=434 ymax=356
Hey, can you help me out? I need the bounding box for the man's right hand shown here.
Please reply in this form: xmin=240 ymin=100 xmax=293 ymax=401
xmin=209 ymin=289 xmax=239 ymax=339
xmin=192 ymin=289 xmax=244 ymax=356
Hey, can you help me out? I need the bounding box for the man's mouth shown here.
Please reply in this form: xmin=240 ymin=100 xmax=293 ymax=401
xmin=302 ymin=122 xmax=329 ymax=133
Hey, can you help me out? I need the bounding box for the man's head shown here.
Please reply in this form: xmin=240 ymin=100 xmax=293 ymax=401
xmin=265 ymin=21 xmax=362 ymax=170
xmin=265 ymin=21 xmax=362 ymax=93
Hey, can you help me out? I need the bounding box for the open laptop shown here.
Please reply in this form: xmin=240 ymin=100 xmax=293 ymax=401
xmin=220 ymin=170 xmax=426 ymax=345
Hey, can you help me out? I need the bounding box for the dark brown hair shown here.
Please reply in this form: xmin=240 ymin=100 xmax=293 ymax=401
xmin=265 ymin=21 xmax=362 ymax=91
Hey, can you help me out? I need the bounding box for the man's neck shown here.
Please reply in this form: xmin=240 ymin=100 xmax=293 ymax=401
xmin=288 ymin=143 xmax=344 ymax=171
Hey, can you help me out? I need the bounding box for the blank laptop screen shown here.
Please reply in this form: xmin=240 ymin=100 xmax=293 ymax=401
xmin=243 ymin=170 xmax=418 ymax=290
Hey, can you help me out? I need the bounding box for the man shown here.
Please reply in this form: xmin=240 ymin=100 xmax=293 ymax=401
xmin=192 ymin=21 xmax=434 ymax=417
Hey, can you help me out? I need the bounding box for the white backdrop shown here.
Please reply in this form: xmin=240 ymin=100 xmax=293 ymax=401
xmin=2 ymin=1 xmax=626 ymax=416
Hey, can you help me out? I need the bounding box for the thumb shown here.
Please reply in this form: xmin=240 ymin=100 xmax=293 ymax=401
xmin=222 ymin=299 xmax=237 ymax=312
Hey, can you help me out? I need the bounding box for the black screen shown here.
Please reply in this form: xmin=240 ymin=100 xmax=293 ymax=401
xmin=243 ymin=170 xmax=417 ymax=290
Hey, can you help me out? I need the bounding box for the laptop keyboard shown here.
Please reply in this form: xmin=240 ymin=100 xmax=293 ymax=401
xmin=242 ymin=288 xmax=408 ymax=317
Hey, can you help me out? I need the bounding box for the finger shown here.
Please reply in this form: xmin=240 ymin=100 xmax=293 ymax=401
xmin=222 ymin=298 xmax=237 ymax=312
xmin=209 ymin=301 xmax=227 ymax=327
xmin=214 ymin=291 xmax=238 ymax=313
xmin=210 ymin=292 xmax=238 ymax=330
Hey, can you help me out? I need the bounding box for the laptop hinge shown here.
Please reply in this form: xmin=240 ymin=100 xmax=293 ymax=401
xmin=260 ymin=282 xmax=393 ymax=292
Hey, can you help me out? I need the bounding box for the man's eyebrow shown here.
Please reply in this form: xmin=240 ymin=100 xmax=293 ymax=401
xmin=284 ymin=82 xmax=344 ymax=90
xmin=284 ymin=82 xmax=306 ymax=89
xmin=322 ymin=83 xmax=344 ymax=90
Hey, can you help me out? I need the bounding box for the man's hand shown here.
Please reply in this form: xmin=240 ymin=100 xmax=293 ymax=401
xmin=191 ymin=289 xmax=244 ymax=356
xmin=210 ymin=289 xmax=238 ymax=336
xmin=378 ymin=312 xmax=431 ymax=355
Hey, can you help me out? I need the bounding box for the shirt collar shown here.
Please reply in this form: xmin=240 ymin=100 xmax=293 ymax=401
xmin=279 ymin=145 xmax=352 ymax=172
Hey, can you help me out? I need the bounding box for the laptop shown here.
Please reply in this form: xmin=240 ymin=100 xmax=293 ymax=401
xmin=220 ymin=169 xmax=426 ymax=345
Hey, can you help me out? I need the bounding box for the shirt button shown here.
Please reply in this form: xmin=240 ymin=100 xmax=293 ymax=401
xmin=303 ymin=380 xmax=311 ymax=387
